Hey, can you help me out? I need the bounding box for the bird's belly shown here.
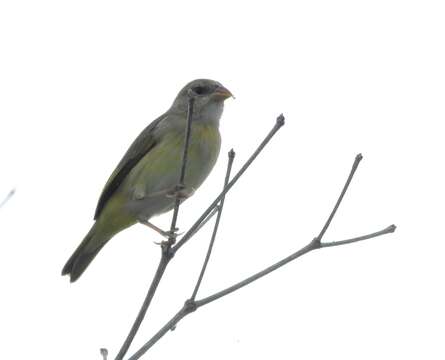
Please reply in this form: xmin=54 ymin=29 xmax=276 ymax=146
xmin=124 ymin=125 xmax=221 ymax=218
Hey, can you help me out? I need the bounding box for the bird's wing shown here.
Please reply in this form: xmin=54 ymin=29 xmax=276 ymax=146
xmin=93 ymin=114 xmax=167 ymax=220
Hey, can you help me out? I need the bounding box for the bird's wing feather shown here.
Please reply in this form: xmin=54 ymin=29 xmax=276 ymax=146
xmin=93 ymin=114 xmax=167 ymax=219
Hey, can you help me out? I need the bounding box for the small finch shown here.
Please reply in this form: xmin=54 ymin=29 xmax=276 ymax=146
xmin=62 ymin=79 xmax=232 ymax=282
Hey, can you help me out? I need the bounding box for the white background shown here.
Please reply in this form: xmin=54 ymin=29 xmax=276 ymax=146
xmin=0 ymin=1 xmax=444 ymax=359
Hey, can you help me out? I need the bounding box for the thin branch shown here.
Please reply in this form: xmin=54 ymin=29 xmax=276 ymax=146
xmin=0 ymin=188 xmax=15 ymax=209
xmin=187 ymin=205 xmax=220 ymax=237
xmin=167 ymin=94 xmax=195 ymax=245
xmin=196 ymin=225 xmax=395 ymax=307
xmin=191 ymin=149 xmax=235 ymax=301
xmin=114 ymin=95 xmax=195 ymax=360
xmin=315 ymin=153 xmax=362 ymax=243
xmin=115 ymin=113 xmax=284 ymax=360
xmin=114 ymin=257 xmax=169 ymax=360
xmin=130 ymin=227 xmax=395 ymax=360
xmin=128 ymin=305 xmax=191 ymax=360
xmin=128 ymin=153 xmax=397 ymax=359
xmin=320 ymin=224 xmax=396 ymax=248
xmin=173 ymin=114 xmax=285 ymax=253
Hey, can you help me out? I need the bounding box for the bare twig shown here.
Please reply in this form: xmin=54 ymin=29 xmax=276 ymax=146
xmin=315 ymin=153 xmax=363 ymax=244
xmin=321 ymin=224 xmax=396 ymax=248
xmin=114 ymin=95 xmax=195 ymax=360
xmin=195 ymin=224 xmax=395 ymax=307
xmin=128 ymin=306 xmax=191 ymax=360
xmin=0 ymin=188 xmax=15 ymax=208
xmin=191 ymin=149 xmax=235 ymax=300
xmin=128 ymin=154 xmax=396 ymax=359
xmin=187 ymin=205 xmax=220 ymax=237
xmin=166 ymin=94 xmax=195 ymax=246
xmin=115 ymin=112 xmax=284 ymax=360
xmin=128 ymin=226 xmax=395 ymax=360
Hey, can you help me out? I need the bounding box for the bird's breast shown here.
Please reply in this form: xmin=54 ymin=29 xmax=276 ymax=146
xmin=125 ymin=123 xmax=221 ymax=216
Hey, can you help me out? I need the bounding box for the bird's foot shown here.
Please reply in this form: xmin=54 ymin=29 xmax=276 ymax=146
xmin=152 ymin=229 xmax=184 ymax=245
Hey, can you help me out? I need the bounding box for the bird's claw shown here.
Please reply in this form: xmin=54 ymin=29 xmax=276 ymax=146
xmin=152 ymin=228 xmax=183 ymax=245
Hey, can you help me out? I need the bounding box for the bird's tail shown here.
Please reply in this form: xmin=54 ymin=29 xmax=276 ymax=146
xmin=61 ymin=222 xmax=111 ymax=282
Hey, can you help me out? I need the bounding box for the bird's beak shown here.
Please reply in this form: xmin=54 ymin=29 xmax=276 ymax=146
xmin=214 ymin=85 xmax=234 ymax=100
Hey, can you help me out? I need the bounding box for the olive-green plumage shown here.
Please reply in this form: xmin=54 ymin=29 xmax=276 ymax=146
xmin=62 ymin=79 xmax=232 ymax=282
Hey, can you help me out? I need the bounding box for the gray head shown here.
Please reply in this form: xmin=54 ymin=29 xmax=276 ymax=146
xmin=170 ymin=79 xmax=233 ymax=124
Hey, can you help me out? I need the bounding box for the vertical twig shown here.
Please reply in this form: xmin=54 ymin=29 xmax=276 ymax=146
xmin=117 ymin=115 xmax=285 ymax=360
xmin=114 ymin=95 xmax=195 ymax=360
xmin=166 ymin=93 xmax=195 ymax=246
xmin=191 ymin=149 xmax=236 ymax=300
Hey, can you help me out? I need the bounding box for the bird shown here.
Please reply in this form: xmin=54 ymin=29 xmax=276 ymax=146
xmin=62 ymin=79 xmax=233 ymax=282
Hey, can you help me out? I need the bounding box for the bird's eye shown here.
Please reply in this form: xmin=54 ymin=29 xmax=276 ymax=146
xmin=192 ymin=86 xmax=209 ymax=95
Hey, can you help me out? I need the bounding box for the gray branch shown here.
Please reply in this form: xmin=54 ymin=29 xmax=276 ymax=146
xmin=128 ymin=154 xmax=397 ymax=359
xmin=114 ymin=113 xmax=285 ymax=360
xmin=114 ymin=95 xmax=195 ymax=360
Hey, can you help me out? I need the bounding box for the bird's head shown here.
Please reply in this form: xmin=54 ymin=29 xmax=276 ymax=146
xmin=171 ymin=79 xmax=233 ymax=124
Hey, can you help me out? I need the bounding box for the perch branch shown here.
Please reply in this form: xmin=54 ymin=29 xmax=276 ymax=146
xmin=128 ymin=150 xmax=236 ymax=360
xmin=128 ymin=153 xmax=397 ymax=359
xmin=114 ymin=113 xmax=284 ymax=360
xmin=114 ymin=95 xmax=195 ymax=360
xmin=165 ymin=93 xmax=195 ymax=246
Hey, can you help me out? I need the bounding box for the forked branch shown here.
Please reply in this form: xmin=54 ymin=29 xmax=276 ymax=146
xmin=127 ymin=153 xmax=396 ymax=359
xmin=107 ymin=100 xmax=395 ymax=360
xmin=113 ymin=103 xmax=285 ymax=360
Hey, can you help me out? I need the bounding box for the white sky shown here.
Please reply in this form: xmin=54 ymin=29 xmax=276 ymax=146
xmin=1 ymin=1 xmax=444 ymax=359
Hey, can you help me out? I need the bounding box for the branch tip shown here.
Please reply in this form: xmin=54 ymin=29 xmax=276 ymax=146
xmin=228 ymin=149 xmax=236 ymax=158
xmin=100 ymin=348 xmax=108 ymax=360
xmin=276 ymin=113 xmax=285 ymax=126
xmin=386 ymin=224 xmax=397 ymax=233
xmin=356 ymin=153 xmax=363 ymax=162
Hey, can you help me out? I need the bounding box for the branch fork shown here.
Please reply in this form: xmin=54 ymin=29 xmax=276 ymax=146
xmin=102 ymin=99 xmax=395 ymax=360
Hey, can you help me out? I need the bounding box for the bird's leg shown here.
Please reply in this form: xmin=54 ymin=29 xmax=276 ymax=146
xmin=137 ymin=186 xmax=195 ymax=242
xmin=139 ymin=219 xmax=181 ymax=240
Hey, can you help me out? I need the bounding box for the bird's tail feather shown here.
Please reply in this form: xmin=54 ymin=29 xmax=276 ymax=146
xmin=62 ymin=222 xmax=110 ymax=282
